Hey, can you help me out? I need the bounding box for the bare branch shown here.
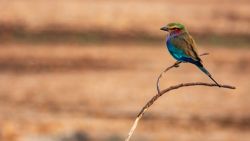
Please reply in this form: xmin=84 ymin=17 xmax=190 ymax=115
xmin=199 ymin=52 xmax=209 ymax=56
xmin=125 ymin=82 xmax=235 ymax=141
xmin=156 ymin=61 xmax=181 ymax=94
xmin=125 ymin=55 xmax=236 ymax=141
xmin=157 ymin=52 xmax=210 ymax=94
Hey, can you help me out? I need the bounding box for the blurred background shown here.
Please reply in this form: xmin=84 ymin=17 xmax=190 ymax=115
xmin=0 ymin=0 xmax=249 ymax=141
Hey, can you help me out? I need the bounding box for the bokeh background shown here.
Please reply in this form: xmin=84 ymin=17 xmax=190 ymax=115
xmin=0 ymin=0 xmax=249 ymax=141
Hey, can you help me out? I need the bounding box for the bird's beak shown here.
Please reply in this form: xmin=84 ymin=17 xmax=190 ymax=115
xmin=160 ymin=26 xmax=169 ymax=31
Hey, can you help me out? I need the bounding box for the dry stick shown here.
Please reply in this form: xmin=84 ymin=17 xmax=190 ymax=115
xmin=125 ymin=53 xmax=235 ymax=141
xmin=125 ymin=83 xmax=235 ymax=141
xmin=156 ymin=61 xmax=181 ymax=94
xmin=157 ymin=52 xmax=209 ymax=94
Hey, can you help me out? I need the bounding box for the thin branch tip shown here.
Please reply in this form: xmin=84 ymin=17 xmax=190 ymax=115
xmin=125 ymin=54 xmax=236 ymax=141
xmin=125 ymin=82 xmax=235 ymax=141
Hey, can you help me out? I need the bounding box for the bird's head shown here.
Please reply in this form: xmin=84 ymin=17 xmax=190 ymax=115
xmin=160 ymin=23 xmax=186 ymax=33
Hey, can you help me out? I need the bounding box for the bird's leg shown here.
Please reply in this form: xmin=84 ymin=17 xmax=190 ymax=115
xmin=173 ymin=61 xmax=181 ymax=67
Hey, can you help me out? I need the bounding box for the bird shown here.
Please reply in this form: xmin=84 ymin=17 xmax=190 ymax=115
xmin=160 ymin=22 xmax=221 ymax=87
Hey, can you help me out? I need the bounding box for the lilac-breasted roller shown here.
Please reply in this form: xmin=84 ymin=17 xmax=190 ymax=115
xmin=160 ymin=22 xmax=221 ymax=87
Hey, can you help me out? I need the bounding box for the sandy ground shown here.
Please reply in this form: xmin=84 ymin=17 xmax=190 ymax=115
xmin=0 ymin=43 xmax=249 ymax=141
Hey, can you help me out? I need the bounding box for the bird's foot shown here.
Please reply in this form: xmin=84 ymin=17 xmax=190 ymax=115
xmin=174 ymin=61 xmax=181 ymax=67
xmin=174 ymin=64 xmax=179 ymax=67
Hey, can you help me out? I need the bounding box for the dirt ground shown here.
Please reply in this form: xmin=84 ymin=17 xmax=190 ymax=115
xmin=0 ymin=43 xmax=249 ymax=141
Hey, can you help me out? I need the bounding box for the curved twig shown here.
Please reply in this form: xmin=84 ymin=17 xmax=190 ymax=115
xmin=157 ymin=52 xmax=210 ymax=94
xmin=125 ymin=54 xmax=236 ymax=141
xmin=156 ymin=61 xmax=181 ymax=94
xmin=125 ymin=83 xmax=235 ymax=141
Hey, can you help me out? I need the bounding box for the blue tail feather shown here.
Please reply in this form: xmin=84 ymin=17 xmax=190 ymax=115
xmin=180 ymin=57 xmax=210 ymax=75
xmin=194 ymin=61 xmax=211 ymax=76
xmin=180 ymin=57 xmax=220 ymax=86
xmin=194 ymin=61 xmax=221 ymax=87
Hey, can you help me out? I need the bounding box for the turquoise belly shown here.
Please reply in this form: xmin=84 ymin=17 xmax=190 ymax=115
xmin=166 ymin=40 xmax=185 ymax=61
